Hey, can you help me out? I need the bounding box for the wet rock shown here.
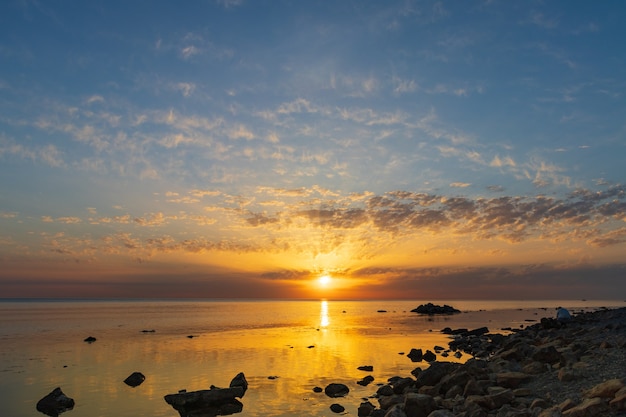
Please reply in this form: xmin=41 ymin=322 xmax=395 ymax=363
xmin=325 ymin=383 xmax=349 ymax=398
xmin=164 ymin=373 xmax=247 ymax=417
xmin=123 ymin=371 xmax=145 ymax=387
xmin=358 ymin=365 xmax=374 ymax=372
xmin=358 ymin=400 xmax=376 ymax=416
xmin=415 ymin=362 xmax=461 ymax=387
xmin=229 ymin=372 xmax=248 ymax=396
xmin=357 ymin=375 xmax=375 ymax=386
xmin=407 ymin=348 xmax=423 ymax=362
xmin=422 ymin=350 xmax=437 ymax=362
xmin=330 ymin=403 xmax=345 ymax=413
xmin=83 ymin=336 xmax=96 ymax=343
xmin=36 ymin=387 xmax=75 ymax=417
xmin=313 ymin=386 xmax=323 ymax=393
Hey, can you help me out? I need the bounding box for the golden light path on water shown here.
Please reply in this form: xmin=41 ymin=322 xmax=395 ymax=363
xmin=319 ymin=300 xmax=329 ymax=328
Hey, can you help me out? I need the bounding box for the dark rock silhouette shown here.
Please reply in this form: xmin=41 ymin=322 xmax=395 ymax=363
xmin=324 ymin=383 xmax=349 ymax=398
xmin=164 ymin=372 xmax=247 ymax=417
xmin=411 ymin=303 xmax=461 ymax=315
xmin=123 ymin=372 xmax=145 ymax=387
xmin=36 ymin=387 xmax=74 ymax=417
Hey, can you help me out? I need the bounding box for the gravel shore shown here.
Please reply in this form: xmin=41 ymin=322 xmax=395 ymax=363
xmin=356 ymin=306 xmax=626 ymax=417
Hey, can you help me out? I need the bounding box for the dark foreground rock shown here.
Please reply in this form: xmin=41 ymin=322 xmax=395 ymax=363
xmin=123 ymin=371 xmax=145 ymax=387
xmin=164 ymin=372 xmax=247 ymax=417
xmin=325 ymin=382 xmax=350 ymax=397
xmin=356 ymin=307 xmax=626 ymax=417
xmin=411 ymin=303 xmax=461 ymax=315
xmin=36 ymin=387 xmax=74 ymax=417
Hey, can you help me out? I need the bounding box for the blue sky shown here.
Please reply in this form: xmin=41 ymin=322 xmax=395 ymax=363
xmin=1 ymin=1 xmax=625 ymax=299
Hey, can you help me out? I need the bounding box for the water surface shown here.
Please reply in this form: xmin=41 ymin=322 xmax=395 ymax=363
xmin=1 ymin=299 xmax=622 ymax=417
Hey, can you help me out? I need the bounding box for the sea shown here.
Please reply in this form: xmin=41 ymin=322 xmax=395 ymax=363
xmin=1 ymin=299 xmax=624 ymax=417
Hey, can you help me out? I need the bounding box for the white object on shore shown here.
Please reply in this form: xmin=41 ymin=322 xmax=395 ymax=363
xmin=556 ymin=307 xmax=571 ymax=321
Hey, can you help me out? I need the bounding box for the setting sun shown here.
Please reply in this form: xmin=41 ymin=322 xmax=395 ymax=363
xmin=318 ymin=275 xmax=332 ymax=287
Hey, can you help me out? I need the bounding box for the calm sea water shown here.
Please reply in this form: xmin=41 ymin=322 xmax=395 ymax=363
xmin=1 ymin=299 xmax=624 ymax=417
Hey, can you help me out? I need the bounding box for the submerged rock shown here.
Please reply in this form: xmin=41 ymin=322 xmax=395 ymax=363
xmin=36 ymin=387 xmax=74 ymax=417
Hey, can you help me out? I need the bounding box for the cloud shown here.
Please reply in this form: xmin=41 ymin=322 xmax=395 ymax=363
xmin=180 ymin=45 xmax=200 ymax=59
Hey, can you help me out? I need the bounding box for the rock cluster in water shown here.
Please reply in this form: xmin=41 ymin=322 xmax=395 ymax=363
xmin=354 ymin=307 xmax=626 ymax=417
xmin=411 ymin=303 xmax=462 ymax=315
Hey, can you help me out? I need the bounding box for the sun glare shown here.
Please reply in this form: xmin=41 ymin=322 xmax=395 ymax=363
xmin=318 ymin=275 xmax=332 ymax=287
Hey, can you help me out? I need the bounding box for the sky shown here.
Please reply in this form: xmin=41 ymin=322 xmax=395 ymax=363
xmin=1 ymin=1 xmax=625 ymax=300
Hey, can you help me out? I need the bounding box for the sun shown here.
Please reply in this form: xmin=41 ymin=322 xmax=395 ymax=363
xmin=318 ymin=275 xmax=332 ymax=287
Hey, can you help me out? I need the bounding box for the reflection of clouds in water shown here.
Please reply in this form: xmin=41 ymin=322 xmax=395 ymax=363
xmin=320 ymin=300 xmax=329 ymax=328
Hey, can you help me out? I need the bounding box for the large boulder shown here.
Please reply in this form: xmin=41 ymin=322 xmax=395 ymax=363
xmin=164 ymin=373 xmax=247 ymax=417
xmin=36 ymin=387 xmax=75 ymax=416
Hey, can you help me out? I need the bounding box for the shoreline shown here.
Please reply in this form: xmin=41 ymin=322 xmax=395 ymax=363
xmin=351 ymin=307 xmax=626 ymax=417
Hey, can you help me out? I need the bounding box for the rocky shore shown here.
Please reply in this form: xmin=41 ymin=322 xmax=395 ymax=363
xmin=353 ymin=307 xmax=626 ymax=417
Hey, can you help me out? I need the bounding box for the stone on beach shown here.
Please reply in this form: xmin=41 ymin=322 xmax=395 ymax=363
xmin=36 ymin=387 xmax=74 ymax=417
xmin=352 ymin=307 xmax=626 ymax=417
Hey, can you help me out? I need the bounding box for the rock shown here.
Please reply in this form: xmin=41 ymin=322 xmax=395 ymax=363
xmin=404 ymin=392 xmax=436 ymax=417
xmin=123 ymin=371 xmax=145 ymax=387
xmin=407 ymin=348 xmax=423 ymax=362
xmin=229 ymin=372 xmax=248 ymax=396
xmin=377 ymin=384 xmax=395 ymax=396
xmin=422 ymin=350 xmax=436 ymax=362
xmin=532 ymin=345 xmax=562 ymax=364
xmin=495 ymin=372 xmax=531 ymax=388
xmin=83 ymin=336 xmax=96 ymax=343
xmin=36 ymin=387 xmax=75 ymax=417
xmin=610 ymin=386 xmax=626 ymax=410
xmin=313 ymin=386 xmax=323 ymax=393
xmin=330 ymin=403 xmax=345 ymax=413
xmin=358 ymin=401 xmax=376 ymax=417
xmin=415 ymin=362 xmax=461 ymax=387
xmin=357 ymin=375 xmax=375 ymax=386
xmin=325 ymin=383 xmax=349 ymax=398
xmin=391 ymin=377 xmax=414 ymax=394
xmin=583 ymin=378 xmax=624 ymax=398
xmin=358 ymin=365 xmax=374 ymax=372
xmin=164 ymin=373 xmax=247 ymax=417
xmin=562 ymin=397 xmax=609 ymax=417
xmin=411 ymin=303 xmax=461 ymax=315
xmin=384 ymin=404 xmax=408 ymax=417
xmin=557 ymin=367 xmax=581 ymax=382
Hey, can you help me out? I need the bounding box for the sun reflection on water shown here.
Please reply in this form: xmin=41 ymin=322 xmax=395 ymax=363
xmin=319 ymin=300 xmax=329 ymax=328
